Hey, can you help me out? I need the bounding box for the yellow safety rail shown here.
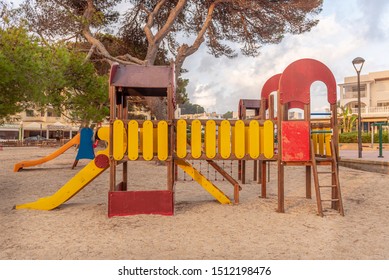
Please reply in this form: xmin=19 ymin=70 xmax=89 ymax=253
xmin=112 ymin=119 xmax=275 ymax=161
xmin=311 ymin=128 xmax=332 ymax=156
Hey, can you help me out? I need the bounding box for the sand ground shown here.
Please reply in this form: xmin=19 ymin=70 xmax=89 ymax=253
xmin=1 ymin=146 xmax=388 ymax=260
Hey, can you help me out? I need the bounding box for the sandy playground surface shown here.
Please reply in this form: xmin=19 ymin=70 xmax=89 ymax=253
xmin=1 ymin=146 xmax=389 ymax=260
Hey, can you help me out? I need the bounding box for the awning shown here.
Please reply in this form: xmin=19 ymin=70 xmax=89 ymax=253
xmin=362 ymin=118 xmax=388 ymax=122
xmin=24 ymin=122 xmax=43 ymax=130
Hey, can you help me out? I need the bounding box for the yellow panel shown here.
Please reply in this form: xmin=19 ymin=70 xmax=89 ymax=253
xmin=157 ymin=121 xmax=168 ymax=161
xmin=249 ymin=120 xmax=260 ymax=159
xmin=139 ymin=128 xmax=143 ymax=152
xmin=176 ymin=159 xmax=231 ymax=204
xmin=219 ymin=120 xmax=231 ymax=159
xmin=325 ymin=128 xmax=332 ymax=156
xmin=127 ymin=120 xmax=139 ymax=160
xmin=234 ymin=120 xmax=245 ymax=159
xmin=312 ymin=132 xmax=318 ymax=154
xmin=143 ymin=120 xmax=154 ymax=160
xmin=176 ymin=119 xmax=187 ymax=158
xmin=263 ymin=120 xmax=274 ymax=159
xmin=113 ymin=120 xmax=125 ymax=160
xmin=259 ymin=126 xmax=264 ymax=155
xmin=191 ymin=120 xmax=202 ymax=159
xmin=153 ymin=127 xmax=158 ymax=155
xmin=245 ymin=127 xmax=250 ymax=153
xmin=231 ymin=126 xmax=235 ymax=155
xmin=319 ymin=132 xmax=324 ymax=155
xmin=205 ymin=120 xmax=216 ymax=159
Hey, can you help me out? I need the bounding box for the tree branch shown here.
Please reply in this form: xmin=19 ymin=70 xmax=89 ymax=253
xmin=81 ymin=0 xmax=143 ymax=66
xmin=84 ymin=44 xmax=96 ymax=63
xmin=174 ymin=0 xmax=227 ymax=76
xmin=143 ymin=1 xmax=168 ymax=45
xmin=144 ymin=0 xmax=187 ymax=64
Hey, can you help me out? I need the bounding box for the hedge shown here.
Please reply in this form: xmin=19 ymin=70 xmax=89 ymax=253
xmin=339 ymin=131 xmax=389 ymax=143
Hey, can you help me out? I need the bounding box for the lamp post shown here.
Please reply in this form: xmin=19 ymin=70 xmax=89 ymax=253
xmin=352 ymin=57 xmax=365 ymax=158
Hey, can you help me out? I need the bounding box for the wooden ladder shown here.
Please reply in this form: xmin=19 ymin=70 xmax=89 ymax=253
xmin=311 ymin=138 xmax=344 ymax=217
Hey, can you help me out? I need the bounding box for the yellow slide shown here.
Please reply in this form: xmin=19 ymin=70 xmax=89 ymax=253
xmin=15 ymin=153 xmax=109 ymax=210
xmin=176 ymin=159 xmax=231 ymax=204
xmin=13 ymin=134 xmax=80 ymax=172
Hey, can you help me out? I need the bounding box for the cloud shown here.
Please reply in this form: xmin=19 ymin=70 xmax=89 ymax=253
xmin=182 ymin=0 xmax=389 ymax=114
xmin=357 ymin=0 xmax=389 ymax=40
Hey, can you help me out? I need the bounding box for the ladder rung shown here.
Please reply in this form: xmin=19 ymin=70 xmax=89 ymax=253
xmin=321 ymin=199 xmax=339 ymax=202
xmin=319 ymin=185 xmax=337 ymax=188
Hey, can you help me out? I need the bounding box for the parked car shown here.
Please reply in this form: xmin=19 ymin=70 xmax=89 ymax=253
xmin=24 ymin=135 xmax=47 ymax=141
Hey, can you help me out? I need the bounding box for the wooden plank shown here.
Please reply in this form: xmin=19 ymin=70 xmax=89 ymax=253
xmin=157 ymin=121 xmax=168 ymax=161
xmin=142 ymin=120 xmax=154 ymax=160
xmin=176 ymin=119 xmax=187 ymax=158
xmin=191 ymin=120 xmax=202 ymax=159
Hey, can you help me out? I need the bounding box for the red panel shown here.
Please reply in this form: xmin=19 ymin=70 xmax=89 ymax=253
xmin=281 ymin=121 xmax=310 ymax=162
xmin=108 ymin=190 xmax=174 ymax=217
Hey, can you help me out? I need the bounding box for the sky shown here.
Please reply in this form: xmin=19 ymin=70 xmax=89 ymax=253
xmin=181 ymin=0 xmax=389 ymax=114
xmin=7 ymin=0 xmax=389 ymax=114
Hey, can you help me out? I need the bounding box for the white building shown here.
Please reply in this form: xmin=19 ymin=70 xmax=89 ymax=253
xmin=0 ymin=108 xmax=79 ymax=141
xmin=338 ymin=70 xmax=389 ymax=131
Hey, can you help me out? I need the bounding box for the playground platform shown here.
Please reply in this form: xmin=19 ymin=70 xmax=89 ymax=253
xmin=339 ymin=149 xmax=389 ymax=174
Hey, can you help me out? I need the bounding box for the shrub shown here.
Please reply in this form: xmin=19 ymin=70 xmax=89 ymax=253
xmin=339 ymin=131 xmax=388 ymax=143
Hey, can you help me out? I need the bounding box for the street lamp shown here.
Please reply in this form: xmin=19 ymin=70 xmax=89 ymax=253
xmin=352 ymin=56 xmax=365 ymax=158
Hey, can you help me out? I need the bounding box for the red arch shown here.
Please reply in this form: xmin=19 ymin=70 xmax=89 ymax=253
xmin=279 ymin=58 xmax=337 ymax=106
xmin=261 ymin=73 xmax=281 ymax=110
xmin=261 ymin=73 xmax=282 ymax=99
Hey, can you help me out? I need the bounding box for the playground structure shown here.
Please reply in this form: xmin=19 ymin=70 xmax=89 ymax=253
xmin=13 ymin=127 xmax=95 ymax=172
xmin=15 ymin=58 xmax=344 ymax=217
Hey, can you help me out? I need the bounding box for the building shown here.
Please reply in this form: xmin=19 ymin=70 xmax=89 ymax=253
xmin=338 ymin=70 xmax=389 ymax=131
xmin=0 ymin=108 xmax=79 ymax=141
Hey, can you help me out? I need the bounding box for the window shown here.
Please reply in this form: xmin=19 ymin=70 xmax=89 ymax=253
xmin=377 ymin=102 xmax=389 ymax=107
xmin=343 ymin=84 xmax=367 ymax=99
xmin=47 ymin=109 xmax=57 ymax=117
xmin=26 ymin=110 xmax=34 ymax=117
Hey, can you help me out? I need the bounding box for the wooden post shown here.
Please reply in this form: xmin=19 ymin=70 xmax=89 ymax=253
xmin=277 ymin=161 xmax=284 ymax=213
xmin=257 ymin=160 xmax=262 ymax=184
xmin=305 ymin=103 xmax=311 ymax=199
xmin=253 ymin=160 xmax=258 ymax=181
xmin=269 ymin=95 xmax=275 ymax=120
xmin=261 ymin=160 xmax=267 ymax=198
xmin=109 ymin=85 xmax=116 ymax=192
xmin=122 ymin=94 xmax=128 ymax=191
xmin=167 ymin=84 xmax=175 ymax=192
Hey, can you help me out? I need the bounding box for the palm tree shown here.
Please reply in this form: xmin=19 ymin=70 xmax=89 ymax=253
xmin=338 ymin=105 xmax=357 ymax=133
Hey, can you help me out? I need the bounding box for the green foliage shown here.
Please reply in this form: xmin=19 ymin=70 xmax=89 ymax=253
xmin=338 ymin=105 xmax=357 ymax=133
xmin=0 ymin=22 xmax=109 ymax=126
xmin=222 ymin=111 xmax=233 ymax=119
xmin=175 ymin=78 xmax=189 ymax=105
xmin=339 ymin=131 xmax=389 ymax=143
xmin=0 ymin=25 xmax=53 ymax=121
xmin=180 ymin=102 xmax=205 ymax=115
xmin=46 ymin=50 xmax=109 ymax=126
